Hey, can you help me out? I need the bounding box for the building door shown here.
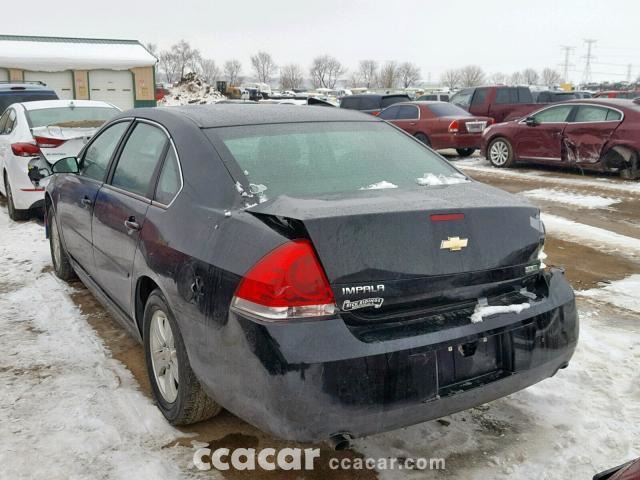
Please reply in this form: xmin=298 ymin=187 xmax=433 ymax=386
xmin=24 ymin=71 xmax=74 ymax=99
xmin=89 ymin=70 xmax=134 ymax=110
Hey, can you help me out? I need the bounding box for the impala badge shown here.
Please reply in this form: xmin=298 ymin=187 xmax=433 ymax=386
xmin=440 ymin=236 xmax=468 ymax=251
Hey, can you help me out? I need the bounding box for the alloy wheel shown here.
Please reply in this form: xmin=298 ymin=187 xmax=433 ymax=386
xmin=149 ymin=309 xmax=179 ymax=403
xmin=489 ymin=140 xmax=510 ymax=166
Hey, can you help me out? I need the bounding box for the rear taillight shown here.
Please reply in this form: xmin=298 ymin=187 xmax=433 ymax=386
xmin=11 ymin=143 xmax=40 ymax=157
xmin=371 ymin=111 xmax=381 ymax=116
xmin=232 ymin=239 xmax=336 ymax=321
xmin=34 ymin=136 xmax=67 ymax=148
xmin=448 ymin=120 xmax=459 ymax=133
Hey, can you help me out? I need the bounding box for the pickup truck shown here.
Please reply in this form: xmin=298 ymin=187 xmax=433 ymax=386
xmin=451 ymin=86 xmax=542 ymax=123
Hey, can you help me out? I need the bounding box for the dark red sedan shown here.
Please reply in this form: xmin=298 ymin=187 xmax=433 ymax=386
xmin=379 ymin=101 xmax=493 ymax=156
xmin=481 ymin=99 xmax=640 ymax=179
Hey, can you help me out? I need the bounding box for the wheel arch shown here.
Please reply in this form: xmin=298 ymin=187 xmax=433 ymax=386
xmin=134 ymin=275 xmax=162 ymax=337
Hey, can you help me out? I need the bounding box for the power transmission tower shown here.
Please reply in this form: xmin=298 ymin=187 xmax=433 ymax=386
xmin=582 ymin=39 xmax=597 ymax=85
xmin=560 ymin=45 xmax=575 ymax=83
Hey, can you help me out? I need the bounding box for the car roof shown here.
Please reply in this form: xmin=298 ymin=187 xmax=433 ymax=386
xmin=0 ymin=83 xmax=55 ymax=93
xmin=562 ymin=98 xmax=639 ymax=108
xmin=347 ymin=93 xmax=410 ymax=99
xmin=20 ymin=99 xmax=118 ymax=110
xmin=139 ymin=104 xmax=377 ymax=128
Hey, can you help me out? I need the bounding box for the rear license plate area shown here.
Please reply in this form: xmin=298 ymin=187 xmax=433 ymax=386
xmin=437 ymin=334 xmax=511 ymax=396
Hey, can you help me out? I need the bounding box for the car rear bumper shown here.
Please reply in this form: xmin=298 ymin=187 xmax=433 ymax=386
xmin=190 ymin=269 xmax=578 ymax=442
xmin=5 ymin=160 xmax=45 ymax=210
xmin=433 ymin=133 xmax=483 ymax=150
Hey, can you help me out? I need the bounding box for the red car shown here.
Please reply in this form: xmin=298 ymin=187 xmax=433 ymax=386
xmin=594 ymin=458 xmax=640 ymax=480
xmin=481 ymin=99 xmax=640 ymax=179
xmin=594 ymin=90 xmax=640 ymax=99
xmin=379 ymin=101 xmax=493 ymax=156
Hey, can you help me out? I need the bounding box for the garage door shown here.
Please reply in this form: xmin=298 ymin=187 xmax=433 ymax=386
xmin=24 ymin=71 xmax=74 ymax=99
xmin=89 ymin=70 xmax=134 ymax=111
xmin=0 ymin=68 xmax=8 ymax=82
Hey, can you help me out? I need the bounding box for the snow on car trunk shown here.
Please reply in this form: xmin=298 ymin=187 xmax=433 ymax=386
xmin=0 ymin=209 xmax=190 ymax=479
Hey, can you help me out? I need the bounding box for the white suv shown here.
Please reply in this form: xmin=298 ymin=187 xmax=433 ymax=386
xmin=0 ymin=100 xmax=120 ymax=220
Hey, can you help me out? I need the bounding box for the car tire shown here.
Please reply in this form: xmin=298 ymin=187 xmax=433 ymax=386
xmin=143 ymin=289 xmax=222 ymax=425
xmin=487 ymin=137 xmax=515 ymax=168
xmin=415 ymin=133 xmax=431 ymax=146
xmin=4 ymin=175 xmax=30 ymax=221
xmin=456 ymin=148 xmax=476 ymax=157
xmin=48 ymin=204 xmax=76 ymax=281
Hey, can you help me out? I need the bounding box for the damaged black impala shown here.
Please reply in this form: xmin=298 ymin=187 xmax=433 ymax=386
xmin=44 ymin=105 xmax=578 ymax=443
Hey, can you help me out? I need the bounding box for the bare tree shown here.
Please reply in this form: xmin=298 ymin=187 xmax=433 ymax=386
xmin=522 ymin=68 xmax=539 ymax=85
xmin=541 ymin=68 xmax=562 ymax=86
xmin=490 ymin=72 xmax=508 ymax=84
xmin=309 ymin=55 xmax=345 ymax=89
xmin=199 ymin=58 xmax=220 ymax=84
xmin=171 ymin=39 xmax=200 ymax=80
xmin=378 ymin=61 xmax=399 ymax=89
xmin=398 ymin=62 xmax=421 ymax=88
xmin=358 ymin=60 xmax=378 ymax=88
xmin=510 ymin=71 xmax=524 ymax=85
xmin=348 ymin=71 xmax=362 ymax=88
xmin=145 ymin=42 xmax=158 ymax=58
xmin=224 ymin=59 xmax=242 ymax=85
xmin=158 ymin=51 xmax=180 ymax=84
xmin=459 ymin=65 xmax=485 ymax=87
xmin=440 ymin=69 xmax=461 ymax=90
xmin=251 ymin=51 xmax=276 ymax=84
xmin=280 ymin=63 xmax=304 ymax=90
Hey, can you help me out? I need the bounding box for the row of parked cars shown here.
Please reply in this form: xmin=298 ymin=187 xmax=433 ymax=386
xmin=339 ymin=85 xmax=640 ymax=179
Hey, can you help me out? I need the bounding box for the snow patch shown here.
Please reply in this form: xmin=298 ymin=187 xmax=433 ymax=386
xmin=470 ymin=300 xmax=531 ymax=323
xmin=577 ymin=274 xmax=640 ymax=313
xmin=523 ymin=188 xmax=621 ymax=209
xmin=541 ymin=213 xmax=640 ymax=258
xmin=416 ymin=173 xmax=469 ymax=186
xmin=360 ymin=181 xmax=398 ymax=190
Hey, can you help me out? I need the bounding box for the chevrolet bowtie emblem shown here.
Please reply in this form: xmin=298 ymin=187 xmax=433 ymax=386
xmin=440 ymin=236 xmax=468 ymax=251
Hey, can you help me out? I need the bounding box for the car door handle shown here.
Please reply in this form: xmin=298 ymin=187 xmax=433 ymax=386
xmin=81 ymin=196 xmax=92 ymax=207
xmin=410 ymin=122 xmax=417 ymax=126
xmin=124 ymin=217 xmax=141 ymax=231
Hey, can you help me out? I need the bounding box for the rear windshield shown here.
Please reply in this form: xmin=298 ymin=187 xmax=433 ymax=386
xmin=0 ymin=92 xmax=58 ymax=114
xmin=209 ymin=121 xmax=465 ymax=198
xmin=26 ymin=106 xmax=119 ymax=128
xmin=427 ymin=103 xmax=471 ymax=117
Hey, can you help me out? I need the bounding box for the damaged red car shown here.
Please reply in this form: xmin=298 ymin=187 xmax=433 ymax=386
xmin=481 ymin=99 xmax=640 ymax=179
xmin=379 ymin=101 xmax=493 ymax=157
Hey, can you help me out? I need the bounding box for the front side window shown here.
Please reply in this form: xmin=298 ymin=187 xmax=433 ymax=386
xmin=531 ymin=105 xmax=574 ymax=123
xmin=154 ymin=147 xmax=181 ymax=205
xmin=517 ymin=87 xmax=533 ymax=103
xmin=111 ymin=123 xmax=168 ymax=197
xmin=451 ymin=89 xmax=474 ymax=109
xmin=80 ymin=121 xmax=130 ymax=181
xmin=210 ymin=121 xmax=465 ymax=198
xmin=495 ymin=87 xmax=512 ymax=104
xmin=340 ymin=97 xmax=359 ymax=109
xmin=574 ymin=106 xmax=609 ymax=123
xmin=378 ymin=106 xmax=400 ymax=120
xmin=471 ymin=88 xmax=488 ymax=106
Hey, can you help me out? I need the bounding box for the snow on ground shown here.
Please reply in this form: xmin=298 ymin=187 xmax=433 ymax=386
xmin=522 ymin=188 xmax=621 ymax=209
xmin=455 ymin=157 xmax=640 ymax=195
xmin=541 ymin=213 xmax=640 ymax=258
xmin=158 ymin=74 xmax=225 ymax=107
xmin=355 ymin=306 xmax=640 ymax=479
xmin=578 ymin=275 xmax=640 ymax=313
xmin=0 ymin=210 xmax=193 ymax=479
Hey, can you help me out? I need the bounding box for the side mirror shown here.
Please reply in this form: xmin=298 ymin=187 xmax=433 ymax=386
xmin=52 ymin=157 xmax=79 ymax=174
xmin=525 ymin=116 xmax=539 ymax=126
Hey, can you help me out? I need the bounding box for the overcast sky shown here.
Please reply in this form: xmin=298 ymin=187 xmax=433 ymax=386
xmin=4 ymin=0 xmax=640 ymax=83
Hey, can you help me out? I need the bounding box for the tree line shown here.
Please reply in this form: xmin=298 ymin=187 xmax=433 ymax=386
xmin=148 ymin=40 xmax=563 ymax=91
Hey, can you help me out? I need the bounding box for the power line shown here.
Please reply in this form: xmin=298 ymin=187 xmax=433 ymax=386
xmin=582 ymin=39 xmax=597 ymax=84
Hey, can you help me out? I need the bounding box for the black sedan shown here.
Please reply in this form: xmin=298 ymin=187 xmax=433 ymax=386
xmin=44 ymin=105 xmax=578 ymax=442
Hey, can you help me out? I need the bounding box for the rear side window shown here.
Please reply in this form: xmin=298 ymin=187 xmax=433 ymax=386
xmin=421 ymin=95 xmax=437 ymax=101
xmin=81 ymin=121 xmax=130 ymax=181
xmin=4 ymin=109 xmax=16 ymax=134
xmin=360 ymin=96 xmax=380 ymax=110
xmin=340 ymin=97 xmax=359 ymax=109
xmin=440 ymin=94 xmax=449 ymax=102
xmin=471 ymin=88 xmax=488 ymax=106
xmin=154 ymin=147 xmax=182 ymax=205
xmin=0 ymin=111 xmax=8 ymax=134
xmin=495 ymin=87 xmax=514 ymax=104
xmin=574 ymin=106 xmax=609 ymax=122
xmin=381 ymin=96 xmax=408 ymax=108
xmin=517 ymin=87 xmax=533 ymax=103
xmin=396 ymin=105 xmax=419 ymax=120
xmin=111 ymin=122 xmax=168 ymax=197
xmin=606 ymin=109 xmax=622 ymax=121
